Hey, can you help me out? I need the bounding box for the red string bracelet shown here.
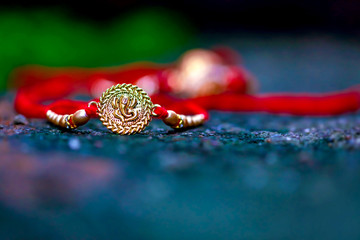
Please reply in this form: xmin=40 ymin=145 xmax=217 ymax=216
xmin=41 ymin=83 xmax=207 ymax=134
xmin=12 ymin=48 xmax=360 ymax=135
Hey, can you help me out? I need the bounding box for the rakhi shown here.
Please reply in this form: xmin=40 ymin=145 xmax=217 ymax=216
xmin=13 ymin=48 xmax=360 ymax=135
xmin=46 ymin=83 xmax=206 ymax=134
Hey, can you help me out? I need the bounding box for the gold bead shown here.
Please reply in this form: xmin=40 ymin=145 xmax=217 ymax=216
xmin=71 ymin=109 xmax=90 ymax=127
xmin=163 ymin=110 xmax=181 ymax=128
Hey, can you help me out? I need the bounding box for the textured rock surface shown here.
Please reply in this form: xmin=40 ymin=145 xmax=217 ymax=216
xmin=1 ymin=93 xmax=360 ymax=239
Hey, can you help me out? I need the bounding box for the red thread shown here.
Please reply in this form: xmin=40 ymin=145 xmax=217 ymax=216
xmin=11 ymin=49 xmax=360 ymax=120
xmin=85 ymin=101 xmax=99 ymax=118
xmin=153 ymin=106 xmax=168 ymax=119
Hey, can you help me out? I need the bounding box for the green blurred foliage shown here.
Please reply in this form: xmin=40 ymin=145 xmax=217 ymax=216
xmin=0 ymin=8 xmax=193 ymax=91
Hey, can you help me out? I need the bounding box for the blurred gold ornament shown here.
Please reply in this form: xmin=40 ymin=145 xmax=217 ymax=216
xmin=169 ymin=49 xmax=226 ymax=97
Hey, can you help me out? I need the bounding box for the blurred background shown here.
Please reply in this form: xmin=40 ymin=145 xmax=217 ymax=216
xmin=1 ymin=0 xmax=360 ymax=92
xmin=1 ymin=1 xmax=360 ymax=240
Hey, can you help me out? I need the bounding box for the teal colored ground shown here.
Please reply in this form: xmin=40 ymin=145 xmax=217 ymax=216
xmin=1 ymin=108 xmax=360 ymax=239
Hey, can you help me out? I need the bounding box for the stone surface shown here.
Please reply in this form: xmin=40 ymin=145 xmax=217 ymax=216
xmin=13 ymin=114 xmax=29 ymax=125
xmin=1 ymin=93 xmax=360 ymax=239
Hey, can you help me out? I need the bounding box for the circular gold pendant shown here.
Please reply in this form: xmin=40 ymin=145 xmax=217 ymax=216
xmin=97 ymin=84 xmax=154 ymax=135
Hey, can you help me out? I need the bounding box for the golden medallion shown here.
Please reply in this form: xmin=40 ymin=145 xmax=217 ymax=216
xmin=97 ymin=84 xmax=154 ymax=135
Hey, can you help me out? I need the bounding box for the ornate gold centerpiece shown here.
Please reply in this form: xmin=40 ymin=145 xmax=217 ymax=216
xmin=97 ymin=84 xmax=154 ymax=135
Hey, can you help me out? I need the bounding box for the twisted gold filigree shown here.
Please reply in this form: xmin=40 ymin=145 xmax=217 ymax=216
xmin=97 ymin=84 xmax=154 ymax=135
